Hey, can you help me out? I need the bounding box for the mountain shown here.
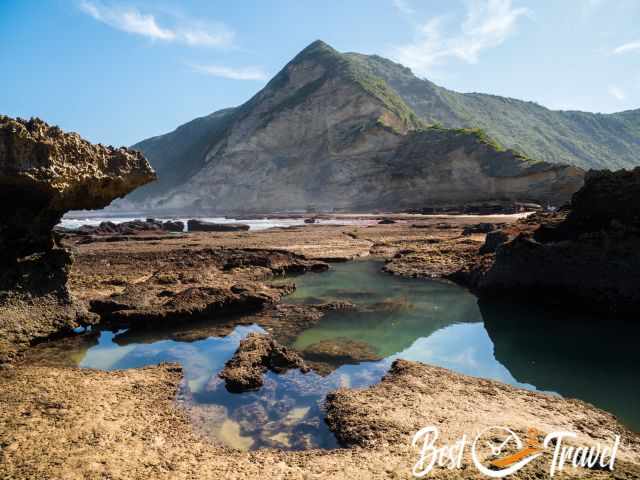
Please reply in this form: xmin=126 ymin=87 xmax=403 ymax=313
xmin=131 ymin=40 xmax=585 ymax=213
xmin=345 ymin=53 xmax=640 ymax=170
xmin=128 ymin=107 xmax=235 ymax=201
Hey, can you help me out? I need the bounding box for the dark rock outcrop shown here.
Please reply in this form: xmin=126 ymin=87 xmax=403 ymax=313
xmin=461 ymin=222 xmax=502 ymax=236
xmin=187 ymin=219 xmax=250 ymax=232
xmin=478 ymin=229 xmax=510 ymax=254
xmin=161 ymin=220 xmax=185 ymax=232
xmin=0 ymin=116 xmax=155 ymax=361
xmin=472 ymin=168 xmax=640 ymax=314
xmin=0 ymin=116 xmax=155 ymax=262
xmin=219 ymin=333 xmax=309 ymax=392
xmin=71 ymin=219 xmax=185 ymax=236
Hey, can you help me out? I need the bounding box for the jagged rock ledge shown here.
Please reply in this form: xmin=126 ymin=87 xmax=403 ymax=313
xmin=464 ymin=168 xmax=640 ymax=314
xmin=0 ymin=115 xmax=156 ymax=362
xmin=219 ymin=332 xmax=309 ymax=392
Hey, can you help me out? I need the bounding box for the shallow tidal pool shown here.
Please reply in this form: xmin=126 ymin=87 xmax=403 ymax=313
xmin=27 ymin=261 xmax=640 ymax=450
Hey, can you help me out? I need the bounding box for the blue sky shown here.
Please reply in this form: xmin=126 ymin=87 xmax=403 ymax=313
xmin=1 ymin=0 xmax=639 ymax=146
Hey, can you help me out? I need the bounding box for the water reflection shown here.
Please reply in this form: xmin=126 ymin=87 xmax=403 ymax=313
xmin=481 ymin=300 xmax=640 ymax=432
xmin=22 ymin=261 xmax=640 ymax=449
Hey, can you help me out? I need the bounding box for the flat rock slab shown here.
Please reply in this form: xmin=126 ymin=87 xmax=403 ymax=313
xmin=2 ymin=360 xmax=639 ymax=479
xmin=188 ymin=220 xmax=250 ymax=232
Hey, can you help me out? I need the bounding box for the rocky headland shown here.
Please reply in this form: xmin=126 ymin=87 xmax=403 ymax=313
xmin=466 ymin=168 xmax=640 ymax=314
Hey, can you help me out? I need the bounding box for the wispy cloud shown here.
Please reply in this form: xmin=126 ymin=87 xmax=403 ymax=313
xmin=189 ymin=64 xmax=268 ymax=81
xmin=391 ymin=0 xmax=530 ymax=77
xmin=613 ymin=40 xmax=640 ymax=55
xmin=392 ymin=0 xmax=415 ymax=15
xmin=608 ymin=85 xmax=626 ymax=101
xmin=79 ymin=1 xmax=234 ymax=47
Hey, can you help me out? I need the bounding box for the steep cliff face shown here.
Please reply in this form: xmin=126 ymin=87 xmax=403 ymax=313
xmin=139 ymin=41 xmax=583 ymax=213
xmin=0 ymin=115 xmax=155 ymax=361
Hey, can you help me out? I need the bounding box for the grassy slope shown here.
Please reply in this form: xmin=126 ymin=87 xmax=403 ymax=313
xmin=348 ymin=53 xmax=640 ymax=170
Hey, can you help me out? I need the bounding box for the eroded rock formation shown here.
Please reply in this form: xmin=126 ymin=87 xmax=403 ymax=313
xmin=470 ymin=168 xmax=640 ymax=314
xmin=219 ymin=332 xmax=309 ymax=392
xmin=0 ymin=116 xmax=155 ymax=361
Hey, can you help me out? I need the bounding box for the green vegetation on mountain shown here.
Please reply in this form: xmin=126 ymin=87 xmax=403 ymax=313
xmin=347 ymin=52 xmax=640 ymax=170
xmin=258 ymin=41 xmax=424 ymax=131
xmin=130 ymin=107 xmax=236 ymax=200
xmin=128 ymin=41 xmax=583 ymax=212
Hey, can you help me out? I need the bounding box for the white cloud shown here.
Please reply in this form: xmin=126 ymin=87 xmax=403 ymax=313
xmin=189 ymin=64 xmax=268 ymax=81
xmin=392 ymin=0 xmax=415 ymax=15
xmin=391 ymin=0 xmax=530 ymax=77
xmin=608 ymin=85 xmax=626 ymax=101
xmin=613 ymin=41 xmax=640 ymax=55
xmin=79 ymin=1 xmax=234 ymax=47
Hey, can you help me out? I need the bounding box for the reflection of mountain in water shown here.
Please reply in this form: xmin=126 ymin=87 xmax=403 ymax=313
xmin=481 ymin=300 xmax=640 ymax=432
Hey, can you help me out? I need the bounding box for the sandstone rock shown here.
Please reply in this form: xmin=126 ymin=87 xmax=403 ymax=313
xmin=324 ymin=359 xmax=640 ymax=478
xmin=187 ymin=220 xmax=250 ymax=232
xmin=0 ymin=115 xmax=155 ymax=361
xmin=219 ymin=333 xmax=309 ymax=392
xmin=0 ymin=116 xmax=155 ymax=262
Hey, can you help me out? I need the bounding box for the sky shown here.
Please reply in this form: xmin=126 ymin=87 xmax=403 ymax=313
xmin=1 ymin=0 xmax=639 ymax=146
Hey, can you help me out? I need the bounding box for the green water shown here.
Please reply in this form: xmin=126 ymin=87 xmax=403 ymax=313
xmin=26 ymin=260 xmax=640 ymax=450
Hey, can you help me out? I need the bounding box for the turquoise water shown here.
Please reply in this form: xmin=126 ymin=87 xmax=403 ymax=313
xmin=28 ymin=260 xmax=640 ymax=449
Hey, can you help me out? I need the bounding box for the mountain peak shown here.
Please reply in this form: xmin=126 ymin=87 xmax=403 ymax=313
xmin=300 ymin=39 xmax=333 ymax=54
xmin=287 ymin=39 xmax=341 ymax=68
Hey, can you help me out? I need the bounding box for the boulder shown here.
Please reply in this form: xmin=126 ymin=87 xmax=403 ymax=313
xmin=219 ymin=333 xmax=309 ymax=392
xmin=162 ymin=220 xmax=184 ymax=232
xmin=0 ymin=115 xmax=155 ymax=361
xmin=187 ymin=219 xmax=250 ymax=232
xmin=377 ymin=218 xmax=396 ymax=225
